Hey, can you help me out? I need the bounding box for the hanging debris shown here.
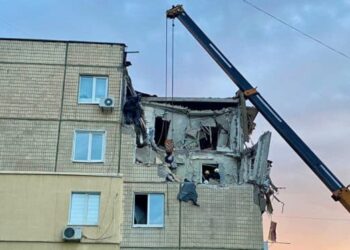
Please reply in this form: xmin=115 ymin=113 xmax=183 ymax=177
xmin=177 ymin=179 xmax=199 ymax=206
xmin=122 ymin=93 xmax=280 ymax=213
xmin=123 ymin=70 xmax=148 ymax=147
xmin=268 ymin=221 xmax=277 ymax=242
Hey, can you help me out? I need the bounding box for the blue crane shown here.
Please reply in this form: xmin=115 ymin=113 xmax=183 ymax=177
xmin=166 ymin=5 xmax=350 ymax=213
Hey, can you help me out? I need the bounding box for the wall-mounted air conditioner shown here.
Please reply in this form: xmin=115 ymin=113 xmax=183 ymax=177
xmin=62 ymin=226 xmax=82 ymax=241
xmin=99 ymin=97 xmax=115 ymax=112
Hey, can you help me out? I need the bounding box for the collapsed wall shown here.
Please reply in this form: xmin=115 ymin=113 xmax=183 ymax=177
xmin=120 ymin=76 xmax=278 ymax=250
xmin=125 ymin=94 xmax=277 ymax=213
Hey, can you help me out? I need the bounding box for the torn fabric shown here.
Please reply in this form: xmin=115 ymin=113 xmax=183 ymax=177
xmin=177 ymin=180 xmax=199 ymax=206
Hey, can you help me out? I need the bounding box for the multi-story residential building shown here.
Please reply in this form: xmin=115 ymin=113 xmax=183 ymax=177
xmin=0 ymin=38 xmax=276 ymax=250
xmin=0 ymin=38 xmax=125 ymax=250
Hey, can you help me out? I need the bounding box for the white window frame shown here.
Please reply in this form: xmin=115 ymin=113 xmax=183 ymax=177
xmin=68 ymin=192 xmax=101 ymax=226
xmin=72 ymin=130 xmax=106 ymax=163
xmin=78 ymin=75 xmax=109 ymax=104
xmin=133 ymin=193 xmax=165 ymax=228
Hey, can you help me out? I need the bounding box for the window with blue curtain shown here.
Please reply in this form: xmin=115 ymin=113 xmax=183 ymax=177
xmin=73 ymin=131 xmax=105 ymax=162
xmin=78 ymin=76 xmax=108 ymax=103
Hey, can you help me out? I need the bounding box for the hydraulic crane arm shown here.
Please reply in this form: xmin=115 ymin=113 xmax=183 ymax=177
xmin=167 ymin=5 xmax=350 ymax=212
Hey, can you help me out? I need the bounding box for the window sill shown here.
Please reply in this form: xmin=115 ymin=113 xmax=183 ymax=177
xmin=132 ymin=225 xmax=164 ymax=228
xmin=72 ymin=160 xmax=105 ymax=164
xmin=68 ymin=224 xmax=99 ymax=227
xmin=77 ymin=102 xmax=100 ymax=105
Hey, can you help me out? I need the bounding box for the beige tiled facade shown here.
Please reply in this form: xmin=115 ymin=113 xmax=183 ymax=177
xmin=0 ymin=38 xmax=126 ymax=250
xmin=0 ymin=173 xmax=123 ymax=250
xmin=0 ymin=39 xmax=124 ymax=173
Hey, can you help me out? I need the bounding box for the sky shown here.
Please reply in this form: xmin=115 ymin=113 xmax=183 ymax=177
xmin=1 ymin=0 xmax=350 ymax=249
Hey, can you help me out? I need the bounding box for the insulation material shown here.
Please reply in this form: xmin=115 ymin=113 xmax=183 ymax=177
xmin=185 ymin=127 xmax=199 ymax=139
xmin=268 ymin=221 xmax=277 ymax=242
xmin=135 ymin=146 xmax=155 ymax=164
xmin=229 ymin=114 xmax=241 ymax=152
xmin=253 ymin=132 xmax=271 ymax=184
xmin=157 ymin=164 xmax=180 ymax=182
xmin=199 ymin=117 xmax=216 ymax=127
xmin=215 ymin=113 xmax=232 ymax=132
xmin=217 ymin=130 xmax=229 ymax=150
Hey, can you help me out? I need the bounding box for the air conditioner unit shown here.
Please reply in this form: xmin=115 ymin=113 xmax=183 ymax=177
xmin=99 ymin=97 xmax=115 ymax=111
xmin=62 ymin=226 xmax=82 ymax=241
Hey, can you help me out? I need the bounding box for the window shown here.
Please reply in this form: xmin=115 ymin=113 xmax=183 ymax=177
xmin=78 ymin=76 xmax=108 ymax=103
xmin=69 ymin=192 xmax=100 ymax=225
xmin=199 ymin=126 xmax=218 ymax=150
xmin=133 ymin=193 xmax=164 ymax=227
xmin=154 ymin=117 xmax=170 ymax=147
xmin=73 ymin=131 xmax=105 ymax=162
xmin=202 ymin=163 xmax=220 ymax=184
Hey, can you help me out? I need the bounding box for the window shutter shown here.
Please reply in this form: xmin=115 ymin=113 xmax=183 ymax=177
xmin=86 ymin=194 xmax=100 ymax=225
xmin=69 ymin=193 xmax=86 ymax=225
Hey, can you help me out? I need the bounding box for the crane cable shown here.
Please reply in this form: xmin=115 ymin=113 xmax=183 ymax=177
xmin=165 ymin=18 xmax=168 ymax=98
xmin=171 ymin=19 xmax=175 ymax=137
xmin=162 ymin=17 xmax=175 ymax=143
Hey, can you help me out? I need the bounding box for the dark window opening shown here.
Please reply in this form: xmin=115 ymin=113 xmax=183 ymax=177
xmin=199 ymin=126 xmax=218 ymax=150
xmin=154 ymin=117 xmax=170 ymax=147
xmin=134 ymin=194 xmax=148 ymax=225
xmin=202 ymin=163 xmax=220 ymax=184
xmin=250 ymin=158 xmax=255 ymax=171
xmin=133 ymin=193 xmax=165 ymax=227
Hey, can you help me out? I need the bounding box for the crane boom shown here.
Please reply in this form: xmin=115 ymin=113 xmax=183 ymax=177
xmin=167 ymin=5 xmax=350 ymax=212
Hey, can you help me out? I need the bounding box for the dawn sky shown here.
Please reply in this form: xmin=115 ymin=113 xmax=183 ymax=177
xmin=1 ymin=0 xmax=350 ymax=249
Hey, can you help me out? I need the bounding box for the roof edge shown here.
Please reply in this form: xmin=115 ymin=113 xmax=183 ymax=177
xmin=0 ymin=37 xmax=126 ymax=47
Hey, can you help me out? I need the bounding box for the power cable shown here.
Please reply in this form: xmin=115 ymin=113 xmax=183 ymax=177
xmin=242 ymin=0 xmax=350 ymax=61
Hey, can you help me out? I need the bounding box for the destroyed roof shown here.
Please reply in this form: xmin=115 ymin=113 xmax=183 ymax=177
xmin=142 ymin=96 xmax=240 ymax=110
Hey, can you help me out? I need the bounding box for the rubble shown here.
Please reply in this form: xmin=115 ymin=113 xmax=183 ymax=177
xmin=123 ymin=91 xmax=279 ymax=213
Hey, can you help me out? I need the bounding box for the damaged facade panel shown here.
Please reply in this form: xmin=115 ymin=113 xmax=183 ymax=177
xmin=124 ymin=94 xmax=277 ymax=214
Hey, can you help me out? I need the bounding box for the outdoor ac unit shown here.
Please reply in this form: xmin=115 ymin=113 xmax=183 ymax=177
xmin=62 ymin=226 xmax=82 ymax=241
xmin=99 ymin=97 xmax=115 ymax=111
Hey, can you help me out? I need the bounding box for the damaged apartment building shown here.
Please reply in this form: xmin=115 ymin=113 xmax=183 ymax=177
xmin=0 ymin=38 xmax=277 ymax=250
xmin=120 ymin=76 xmax=278 ymax=250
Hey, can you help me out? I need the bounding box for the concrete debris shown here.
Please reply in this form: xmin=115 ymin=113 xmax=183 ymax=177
xmin=157 ymin=164 xmax=180 ymax=182
xmin=125 ymin=94 xmax=278 ymax=213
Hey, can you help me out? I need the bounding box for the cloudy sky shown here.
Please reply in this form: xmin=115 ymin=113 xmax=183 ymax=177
xmin=1 ymin=0 xmax=350 ymax=249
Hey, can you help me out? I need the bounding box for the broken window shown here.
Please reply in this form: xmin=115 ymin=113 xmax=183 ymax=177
xmin=154 ymin=117 xmax=170 ymax=147
xmin=133 ymin=193 xmax=164 ymax=227
xmin=199 ymin=126 xmax=218 ymax=150
xmin=202 ymin=164 xmax=220 ymax=184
